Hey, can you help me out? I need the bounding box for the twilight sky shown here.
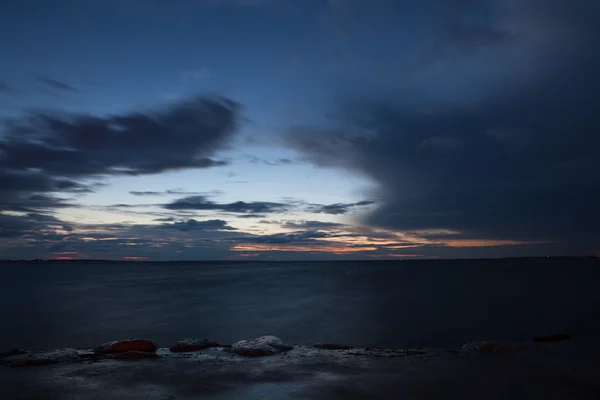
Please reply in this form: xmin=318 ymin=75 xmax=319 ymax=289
xmin=1 ymin=0 xmax=599 ymax=260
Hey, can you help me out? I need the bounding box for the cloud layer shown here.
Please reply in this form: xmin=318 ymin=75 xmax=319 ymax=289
xmin=0 ymin=95 xmax=240 ymax=214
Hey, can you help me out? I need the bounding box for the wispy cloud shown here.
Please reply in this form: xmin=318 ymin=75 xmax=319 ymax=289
xmin=164 ymin=196 xmax=288 ymax=214
xmin=38 ymin=77 xmax=79 ymax=92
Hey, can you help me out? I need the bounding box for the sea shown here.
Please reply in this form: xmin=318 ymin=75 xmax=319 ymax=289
xmin=1 ymin=258 xmax=599 ymax=351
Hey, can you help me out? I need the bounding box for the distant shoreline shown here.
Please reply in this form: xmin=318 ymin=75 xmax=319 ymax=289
xmin=1 ymin=256 xmax=598 ymax=263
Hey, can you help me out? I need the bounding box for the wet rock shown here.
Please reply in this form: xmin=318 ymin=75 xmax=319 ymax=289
xmin=312 ymin=344 xmax=353 ymax=350
xmin=532 ymin=333 xmax=572 ymax=343
xmin=1 ymin=349 xmax=80 ymax=367
xmin=231 ymin=335 xmax=293 ymax=357
xmin=461 ymin=341 xmax=526 ymax=354
xmin=95 ymin=339 xmax=159 ymax=355
xmin=0 ymin=349 xmax=28 ymax=358
xmin=111 ymin=351 xmax=160 ymax=360
xmin=169 ymin=339 xmax=220 ymax=353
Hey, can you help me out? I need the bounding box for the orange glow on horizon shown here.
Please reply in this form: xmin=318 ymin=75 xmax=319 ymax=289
xmin=123 ymin=256 xmax=149 ymax=260
xmin=232 ymin=244 xmax=378 ymax=254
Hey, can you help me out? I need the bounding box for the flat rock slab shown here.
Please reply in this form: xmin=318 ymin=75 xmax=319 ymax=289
xmin=0 ymin=349 xmax=80 ymax=368
xmin=1 ymin=339 xmax=599 ymax=399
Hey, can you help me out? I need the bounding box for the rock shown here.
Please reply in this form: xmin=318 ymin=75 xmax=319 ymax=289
xmin=461 ymin=341 xmax=526 ymax=354
xmin=95 ymin=339 xmax=159 ymax=354
xmin=312 ymin=343 xmax=353 ymax=350
xmin=0 ymin=349 xmax=28 ymax=358
xmin=532 ymin=333 xmax=572 ymax=343
xmin=169 ymin=339 xmax=220 ymax=353
xmin=231 ymin=335 xmax=293 ymax=357
xmin=1 ymin=349 xmax=80 ymax=367
xmin=111 ymin=351 xmax=160 ymax=360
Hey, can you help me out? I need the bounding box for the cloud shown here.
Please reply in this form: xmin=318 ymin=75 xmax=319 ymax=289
xmin=129 ymin=191 xmax=164 ymax=196
xmin=38 ymin=77 xmax=79 ymax=92
xmin=248 ymin=155 xmax=294 ymax=166
xmin=241 ymin=230 xmax=331 ymax=244
xmin=0 ymin=206 xmax=545 ymax=260
xmin=282 ymin=220 xmax=345 ymax=230
xmin=164 ymin=196 xmax=288 ymax=214
xmin=0 ymin=95 xmax=239 ymax=178
xmin=0 ymin=170 xmax=83 ymax=212
xmin=129 ymin=189 xmax=223 ymax=197
xmin=0 ymin=212 xmax=72 ymax=239
xmin=164 ymin=196 xmax=374 ymax=216
xmin=0 ymin=214 xmax=254 ymax=260
xmin=0 ymin=95 xmax=240 ymax=216
xmin=166 ymin=189 xmax=223 ymax=196
xmin=287 ymin=0 xmax=600 ymax=255
xmin=160 ymin=219 xmax=236 ymax=231
xmin=263 ymin=158 xmax=292 ymax=166
xmin=237 ymin=214 xmax=267 ymax=219
xmin=306 ymin=200 xmax=374 ymax=215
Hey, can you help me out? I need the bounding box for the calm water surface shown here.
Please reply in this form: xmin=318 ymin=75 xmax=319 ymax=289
xmin=1 ymin=259 xmax=599 ymax=350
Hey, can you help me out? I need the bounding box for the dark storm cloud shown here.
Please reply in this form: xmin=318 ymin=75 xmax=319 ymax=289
xmin=288 ymin=0 xmax=600 ymax=255
xmin=0 ymin=95 xmax=240 ymax=177
xmin=306 ymin=200 xmax=374 ymax=215
xmin=164 ymin=196 xmax=288 ymax=214
xmin=38 ymin=77 xmax=79 ymax=92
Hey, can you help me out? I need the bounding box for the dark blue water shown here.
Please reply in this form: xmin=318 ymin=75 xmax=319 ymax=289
xmin=1 ymin=259 xmax=599 ymax=351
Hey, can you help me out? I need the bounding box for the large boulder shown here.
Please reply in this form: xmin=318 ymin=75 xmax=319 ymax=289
xmin=95 ymin=339 xmax=159 ymax=355
xmin=461 ymin=340 xmax=526 ymax=354
xmin=231 ymin=335 xmax=293 ymax=357
xmin=169 ymin=339 xmax=221 ymax=353
xmin=1 ymin=349 xmax=80 ymax=367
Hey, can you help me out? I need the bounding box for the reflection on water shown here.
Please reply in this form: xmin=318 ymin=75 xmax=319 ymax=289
xmin=0 ymin=259 xmax=599 ymax=350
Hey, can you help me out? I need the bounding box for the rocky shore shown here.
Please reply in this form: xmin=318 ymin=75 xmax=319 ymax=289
xmin=1 ymin=335 xmax=599 ymax=399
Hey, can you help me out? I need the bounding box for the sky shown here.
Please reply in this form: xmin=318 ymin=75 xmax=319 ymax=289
xmin=1 ymin=0 xmax=599 ymax=260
